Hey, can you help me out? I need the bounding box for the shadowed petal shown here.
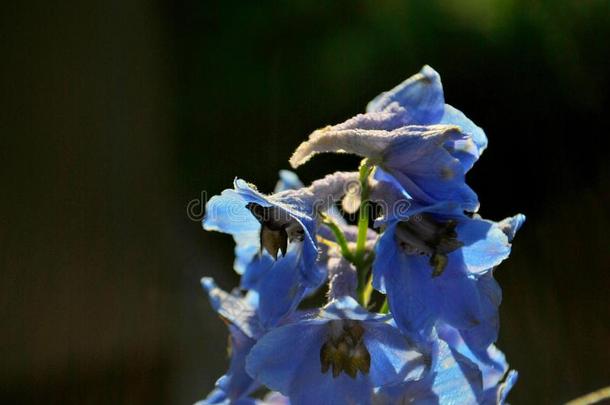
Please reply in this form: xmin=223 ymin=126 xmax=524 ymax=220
xmin=245 ymin=320 xmax=328 ymax=395
xmin=257 ymin=249 xmax=308 ymax=328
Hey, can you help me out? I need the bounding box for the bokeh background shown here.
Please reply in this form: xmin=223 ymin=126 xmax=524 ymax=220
xmin=2 ymin=0 xmax=609 ymax=403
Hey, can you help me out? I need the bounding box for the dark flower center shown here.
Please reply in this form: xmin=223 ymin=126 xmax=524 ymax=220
xmin=395 ymin=214 xmax=463 ymax=277
xmin=320 ymin=320 xmax=370 ymax=379
xmin=246 ymin=202 xmax=304 ymax=259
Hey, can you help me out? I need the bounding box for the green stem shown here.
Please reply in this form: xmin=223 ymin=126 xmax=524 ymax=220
xmin=321 ymin=213 xmax=353 ymax=262
xmin=380 ymin=298 xmax=389 ymax=314
xmin=355 ymin=159 xmax=373 ymax=304
xmin=355 ymin=160 xmax=372 ymax=264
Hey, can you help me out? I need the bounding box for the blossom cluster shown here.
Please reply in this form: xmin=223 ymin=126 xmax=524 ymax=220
xmin=198 ymin=66 xmax=524 ymax=405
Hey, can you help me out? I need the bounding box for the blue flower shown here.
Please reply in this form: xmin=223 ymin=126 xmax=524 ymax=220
xmin=245 ymin=296 xmax=430 ymax=405
xmin=365 ymin=65 xmax=487 ymax=164
xmin=203 ymin=179 xmax=322 ymax=327
xmin=204 ymin=172 xmax=360 ymax=327
xmin=373 ymin=208 xmax=518 ymax=345
xmin=290 ymin=65 xmax=486 ymax=211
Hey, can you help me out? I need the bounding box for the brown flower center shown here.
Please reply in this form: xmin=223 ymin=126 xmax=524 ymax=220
xmin=395 ymin=214 xmax=463 ymax=277
xmin=320 ymin=320 xmax=371 ymax=379
xmin=246 ymin=202 xmax=304 ymax=259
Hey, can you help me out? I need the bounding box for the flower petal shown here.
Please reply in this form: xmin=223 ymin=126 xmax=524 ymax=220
xmin=453 ymin=217 xmax=511 ymax=275
xmin=201 ymin=277 xmax=262 ymax=339
xmin=384 ymin=128 xmax=479 ymax=210
xmin=377 ymin=244 xmax=437 ymax=339
xmin=437 ymin=271 xmax=483 ymax=330
xmin=440 ymin=104 xmax=487 ymax=171
xmin=365 ymin=322 xmax=430 ymax=386
xmin=203 ymin=189 xmax=260 ymax=235
xmin=498 ymin=213 xmax=526 ymax=242
xmin=366 ymin=65 xmax=445 ymax=125
xmin=274 ymin=169 xmax=304 ymax=193
xmin=256 ymin=249 xmax=308 ymax=328
xmin=319 ymin=295 xmax=386 ymax=321
xmin=375 ymin=339 xmax=482 ymax=404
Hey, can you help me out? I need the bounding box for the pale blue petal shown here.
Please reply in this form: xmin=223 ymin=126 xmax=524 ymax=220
xmin=441 ymin=104 xmax=487 ymax=152
xmin=234 ymin=231 xmax=261 ymax=275
xmin=498 ymin=213 xmax=526 ymax=242
xmin=364 ymin=322 xmax=429 ymax=386
xmin=203 ymin=189 xmax=260 ymax=234
xmin=424 ymin=341 xmax=482 ymax=404
xmin=319 ymin=295 xmax=385 ymax=321
xmin=234 ymin=178 xmax=274 ymax=206
xmin=375 ymin=339 xmax=482 ymax=404
xmin=453 ymin=217 xmax=511 ymax=275
xmin=274 ymin=170 xmax=304 ymax=193
xmin=367 ymin=65 xmax=445 ymax=125
xmin=441 ymin=104 xmax=487 ymax=171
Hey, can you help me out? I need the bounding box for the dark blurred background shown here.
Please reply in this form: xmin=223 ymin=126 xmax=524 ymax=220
xmin=2 ymin=0 xmax=609 ymax=403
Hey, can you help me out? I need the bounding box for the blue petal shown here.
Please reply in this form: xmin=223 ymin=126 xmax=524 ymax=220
xmin=203 ymin=189 xmax=260 ymax=235
xmin=256 ymin=249 xmax=307 ymax=328
xmin=234 ymin=178 xmax=274 ymax=206
xmin=440 ymin=104 xmax=487 ymax=171
xmin=453 ymin=217 xmax=511 ymax=275
xmin=247 ymin=316 xmax=425 ymax=405
xmin=436 ymin=270 xmax=483 ymax=330
xmin=319 ymin=295 xmax=385 ymax=322
xmin=372 ymin=222 xmax=400 ymax=295
xmin=206 ymin=179 xmax=322 ymax=288
xmin=289 ymin=352 xmax=373 ymax=405
xmin=499 ymin=213 xmax=526 ymax=242
xmin=424 ymin=340 xmax=483 ymax=404
xmin=385 ymin=131 xmax=479 ymax=211
xmin=234 ymin=231 xmax=262 ymax=275
xmin=378 ymin=244 xmax=437 ymax=339
xmin=274 ymin=170 xmax=304 ymax=193
xmin=245 ymin=319 xmax=329 ymax=396
xmin=217 ymin=325 xmax=259 ymax=401
xmin=376 ymin=339 xmax=482 ymax=404
xmin=239 ymin=253 xmax=274 ymax=291
xmin=459 ymin=273 xmax=502 ymax=352
xmin=367 ymin=65 xmax=445 ymax=125
xmin=364 ymin=322 xmax=429 ymax=386
xmin=201 ymin=277 xmax=262 ymax=339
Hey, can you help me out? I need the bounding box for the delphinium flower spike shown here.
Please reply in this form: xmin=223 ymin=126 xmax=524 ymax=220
xmin=197 ymin=66 xmax=524 ymax=405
